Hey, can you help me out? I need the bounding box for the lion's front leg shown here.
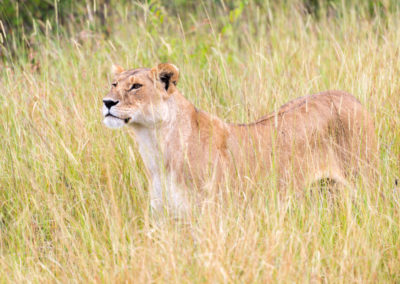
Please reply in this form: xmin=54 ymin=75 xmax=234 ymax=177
xmin=149 ymin=172 xmax=189 ymax=219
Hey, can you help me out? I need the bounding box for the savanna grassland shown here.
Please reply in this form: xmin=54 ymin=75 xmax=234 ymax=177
xmin=1 ymin=0 xmax=400 ymax=282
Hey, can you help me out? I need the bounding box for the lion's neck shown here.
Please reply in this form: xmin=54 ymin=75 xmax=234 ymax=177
xmin=132 ymin=93 xmax=194 ymax=170
xmin=132 ymin=125 xmax=160 ymax=176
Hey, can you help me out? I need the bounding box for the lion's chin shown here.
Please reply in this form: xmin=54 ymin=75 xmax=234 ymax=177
xmin=103 ymin=116 xmax=126 ymax=129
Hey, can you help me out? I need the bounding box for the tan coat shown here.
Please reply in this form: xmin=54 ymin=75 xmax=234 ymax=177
xmin=103 ymin=63 xmax=377 ymax=215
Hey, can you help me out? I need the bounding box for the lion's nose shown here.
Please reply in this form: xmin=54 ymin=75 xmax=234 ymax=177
xmin=103 ymin=99 xmax=119 ymax=109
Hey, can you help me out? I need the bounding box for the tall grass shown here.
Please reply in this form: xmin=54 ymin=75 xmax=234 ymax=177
xmin=0 ymin=0 xmax=400 ymax=282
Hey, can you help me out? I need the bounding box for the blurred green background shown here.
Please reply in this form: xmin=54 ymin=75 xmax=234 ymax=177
xmin=1 ymin=0 xmax=399 ymax=61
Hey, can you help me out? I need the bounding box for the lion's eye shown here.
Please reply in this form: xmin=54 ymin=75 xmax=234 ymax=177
xmin=112 ymin=82 xmax=117 ymax=87
xmin=129 ymin=83 xmax=143 ymax=91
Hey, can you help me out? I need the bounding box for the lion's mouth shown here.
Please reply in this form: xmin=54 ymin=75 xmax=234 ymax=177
xmin=105 ymin=113 xmax=130 ymax=123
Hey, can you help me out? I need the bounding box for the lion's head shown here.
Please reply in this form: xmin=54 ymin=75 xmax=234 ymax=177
xmin=102 ymin=63 xmax=180 ymax=128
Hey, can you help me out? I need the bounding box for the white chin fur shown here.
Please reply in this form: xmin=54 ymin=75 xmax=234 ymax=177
xmin=103 ymin=116 xmax=125 ymax=129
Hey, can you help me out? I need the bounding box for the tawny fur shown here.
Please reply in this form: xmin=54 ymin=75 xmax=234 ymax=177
xmin=103 ymin=63 xmax=378 ymax=215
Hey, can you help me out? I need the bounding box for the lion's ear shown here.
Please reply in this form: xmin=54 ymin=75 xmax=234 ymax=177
xmin=111 ymin=64 xmax=124 ymax=76
xmin=150 ymin=63 xmax=179 ymax=95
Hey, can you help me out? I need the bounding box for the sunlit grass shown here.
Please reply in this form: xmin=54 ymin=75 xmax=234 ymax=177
xmin=0 ymin=1 xmax=399 ymax=282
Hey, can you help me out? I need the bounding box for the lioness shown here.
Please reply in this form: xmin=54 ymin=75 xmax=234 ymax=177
xmin=102 ymin=63 xmax=377 ymax=215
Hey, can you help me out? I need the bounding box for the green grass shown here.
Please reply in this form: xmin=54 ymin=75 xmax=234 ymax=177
xmin=1 ymin=0 xmax=400 ymax=282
